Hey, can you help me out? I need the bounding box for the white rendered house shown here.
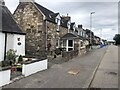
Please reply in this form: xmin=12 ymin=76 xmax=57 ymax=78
xmin=0 ymin=1 xmax=26 ymax=61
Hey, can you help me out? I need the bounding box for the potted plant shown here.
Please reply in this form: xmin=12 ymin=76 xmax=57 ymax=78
xmin=16 ymin=55 xmax=23 ymax=72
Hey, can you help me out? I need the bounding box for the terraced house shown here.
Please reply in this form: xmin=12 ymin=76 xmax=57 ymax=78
xmin=14 ymin=0 xmax=76 ymax=57
xmin=13 ymin=0 xmax=89 ymax=59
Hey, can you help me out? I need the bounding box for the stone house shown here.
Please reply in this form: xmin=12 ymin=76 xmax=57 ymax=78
xmin=93 ymin=36 xmax=101 ymax=45
xmin=75 ymin=25 xmax=89 ymax=54
xmin=0 ymin=1 xmax=26 ymax=61
xmin=13 ymin=0 xmax=71 ymax=57
xmin=85 ymin=29 xmax=94 ymax=45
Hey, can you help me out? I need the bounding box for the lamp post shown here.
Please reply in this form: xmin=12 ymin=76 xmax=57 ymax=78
xmin=90 ymin=12 xmax=95 ymax=50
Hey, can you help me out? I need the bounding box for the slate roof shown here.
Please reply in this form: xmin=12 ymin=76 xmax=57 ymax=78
xmin=0 ymin=5 xmax=25 ymax=35
xmin=60 ymin=16 xmax=71 ymax=28
xmin=85 ymin=29 xmax=94 ymax=38
xmin=20 ymin=2 xmax=69 ymax=28
xmin=61 ymin=33 xmax=79 ymax=39
xmin=34 ymin=2 xmax=59 ymax=24
xmin=60 ymin=20 xmax=68 ymax=28
xmin=70 ymin=22 xmax=75 ymax=30
xmin=94 ymin=35 xmax=100 ymax=39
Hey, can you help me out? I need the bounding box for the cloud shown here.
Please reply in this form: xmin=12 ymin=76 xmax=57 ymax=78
xmin=4 ymin=0 xmax=118 ymax=40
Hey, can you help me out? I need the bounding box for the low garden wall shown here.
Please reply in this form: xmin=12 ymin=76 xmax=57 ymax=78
xmin=22 ymin=59 xmax=48 ymax=77
xmin=62 ymin=50 xmax=79 ymax=61
xmin=0 ymin=67 xmax=11 ymax=87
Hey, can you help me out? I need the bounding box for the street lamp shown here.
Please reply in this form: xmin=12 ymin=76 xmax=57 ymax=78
xmin=90 ymin=12 xmax=95 ymax=50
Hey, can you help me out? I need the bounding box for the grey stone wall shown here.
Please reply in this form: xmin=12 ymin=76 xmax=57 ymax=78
xmin=59 ymin=26 xmax=68 ymax=37
xmin=46 ymin=21 xmax=58 ymax=51
xmin=62 ymin=50 xmax=79 ymax=61
xmin=46 ymin=23 xmax=68 ymax=52
xmin=13 ymin=2 xmax=46 ymax=58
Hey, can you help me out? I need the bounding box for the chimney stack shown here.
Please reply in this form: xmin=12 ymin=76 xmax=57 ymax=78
xmin=0 ymin=0 xmax=5 ymax=6
xmin=78 ymin=25 xmax=83 ymax=28
xmin=19 ymin=0 xmax=35 ymax=3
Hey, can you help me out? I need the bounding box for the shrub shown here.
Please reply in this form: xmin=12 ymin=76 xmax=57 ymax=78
xmin=6 ymin=49 xmax=17 ymax=65
xmin=54 ymin=48 xmax=61 ymax=55
xmin=0 ymin=60 xmax=11 ymax=67
xmin=18 ymin=55 xmax=23 ymax=63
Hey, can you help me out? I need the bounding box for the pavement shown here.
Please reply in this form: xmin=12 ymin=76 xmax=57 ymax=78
xmin=3 ymin=46 xmax=108 ymax=88
xmin=90 ymin=45 xmax=118 ymax=88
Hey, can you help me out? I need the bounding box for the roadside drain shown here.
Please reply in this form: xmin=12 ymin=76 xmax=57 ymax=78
xmin=105 ymin=72 xmax=117 ymax=75
xmin=68 ymin=68 xmax=80 ymax=75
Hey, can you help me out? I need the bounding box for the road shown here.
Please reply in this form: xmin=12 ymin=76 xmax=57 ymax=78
xmin=3 ymin=45 xmax=116 ymax=88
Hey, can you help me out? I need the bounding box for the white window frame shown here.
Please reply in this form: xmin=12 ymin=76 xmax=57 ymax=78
xmin=66 ymin=39 xmax=74 ymax=51
xmin=56 ymin=14 xmax=61 ymax=32
xmin=56 ymin=39 xmax=60 ymax=48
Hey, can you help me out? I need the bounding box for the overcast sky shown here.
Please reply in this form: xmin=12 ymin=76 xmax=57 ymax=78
xmin=4 ymin=0 xmax=119 ymax=41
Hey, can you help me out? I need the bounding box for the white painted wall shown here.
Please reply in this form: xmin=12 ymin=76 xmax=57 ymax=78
xmin=0 ymin=69 xmax=11 ymax=87
xmin=6 ymin=34 xmax=14 ymax=52
xmin=6 ymin=34 xmax=25 ymax=56
xmin=0 ymin=33 xmax=25 ymax=61
xmin=14 ymin=34 xmax=25 ymax=56
xmin=0 ymin=32 xmax=5 ymax=61
xmin=22 ymin=59 xmax=48 ymax=77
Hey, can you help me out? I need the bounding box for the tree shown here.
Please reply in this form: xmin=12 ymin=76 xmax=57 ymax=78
xmin=113 ymin=34 xmax=120 ymax=45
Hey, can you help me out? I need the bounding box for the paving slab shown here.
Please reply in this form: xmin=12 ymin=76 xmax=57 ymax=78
xmin=90 ymin=45 xmax=118 ymax=88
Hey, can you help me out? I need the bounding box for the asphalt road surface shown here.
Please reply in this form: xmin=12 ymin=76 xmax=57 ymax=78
xmin=3 ymin=46 xmax=112 ymax=88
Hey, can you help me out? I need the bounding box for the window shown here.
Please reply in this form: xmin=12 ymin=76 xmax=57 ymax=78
xmin=56 ymin=39 xmax=59 ymax=47
xmin=68 ymin=40 xmax=74 ymax=51
xmin=63 ymin=40 xmax=66 ymax=47
xmin=67 ymin=21 xmax=71 ymax=29
xmin=68 ymin=40 xmax=73 ymax=47
xmin=80 ymin=31 xmax=82 ymax=36
xmin=68 ymin=48 xmax=73 ymax=51
xmin=83 ymin=32 xmax=85 ymax=37
xmin=81 ymin=41 xmax=83 ymax=47
xmin=56 ymin=18 xmax=60 ymax=32
xmin=73 ymin=25 xmax=75 ymax=31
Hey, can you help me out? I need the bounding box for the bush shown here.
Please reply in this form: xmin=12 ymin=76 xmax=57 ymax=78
xmin=6 ymin=49 xmax=17 ymax=65
xmin=0 ymin=60 xmax=11 ymax=67
xmin=54 ymin=48 xmax=61 ymax=55
xmin=18 ymin=55 xmax=23 ymax=63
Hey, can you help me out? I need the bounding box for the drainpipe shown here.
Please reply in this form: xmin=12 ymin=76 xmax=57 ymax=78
xmin=4 ymin=33 xmax=7 ymax=60
xmin=45 ymin=20 xmax=47 ymax=51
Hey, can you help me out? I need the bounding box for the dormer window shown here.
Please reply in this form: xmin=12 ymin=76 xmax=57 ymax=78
xmin=61 ymin=20 xmax=64 ymax=24
xmin=49 ymin=15 xmax=51 ymax=18
xmin=73 ymin=25 xmax=75 ymax=31
xmin=55 ymin=14 xmax=61 ymax=24
xmin=67 ymin=21 xmax=71 ymax=29
xmin=56 ymin=18 xmax=60 ymax=25
xmin=56 ymin=19 xmax=60 ymax=32
xmin=56 ymin=14 xmax=61 ymax=32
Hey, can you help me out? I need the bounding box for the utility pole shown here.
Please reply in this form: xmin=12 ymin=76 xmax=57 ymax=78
xmin=90 ymin=12 xmax=95 ymax=50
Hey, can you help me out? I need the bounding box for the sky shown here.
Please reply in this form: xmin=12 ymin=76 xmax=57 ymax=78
xmin=4 ymin=0 xmax=119 ymax=41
